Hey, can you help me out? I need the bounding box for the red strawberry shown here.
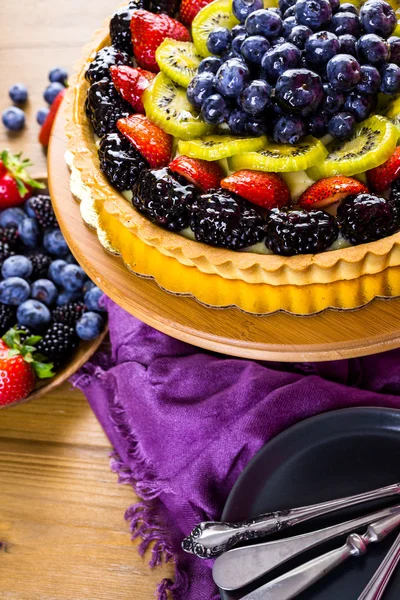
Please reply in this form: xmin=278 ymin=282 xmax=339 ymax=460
xmin=111 ymin=65 xmax=156 ymax=113
xmin=117 ymin=114 xmax=172 ymax=168
xmin=180 ymin=0 xmax=214 ymax=25
xmin=169 ymin=156 xmax=224 ymax=191
xmin=221 ymin=170 xmax=290 ymax=209
xmin=39 ymin=88 xmax=66 ymax=147
xmin=130 ymin=9 xmax=191 ymax=71
xmin=366 ymin=147 xmax=400 ymax=193
xmin=0 ymin=150 xmax=45 ymax=209
xmin=298 ymin=176 xmax=369 ymax=209
xmin=0 ymin=160 xmax=6 ymax=178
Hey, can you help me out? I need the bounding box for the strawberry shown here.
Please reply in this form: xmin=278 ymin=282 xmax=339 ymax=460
xmin=366 ymin=147 xmax=400 ymax=193
xmin=180 ymin=0 xmax=214 ymax=25
xmin=0 ymin=150 xmax=45 ymax=209
xmin=110 ymin=65 xmax=156 ymax=114
xmin=117 ymin=114 xmax=172 ymax=168
xmin=130 ymin=9 xmax=191 ymax=71
xmin=298 ymin=176 xmax=369 ymax=209
xmin=0 ymin=327 xmax=54 ymax=407
xmin=169 ymin=156 xmax=224 ymax=191
xmin=39 ymin=87 xmax=66 ymax=147
xmin=221 ymin=170 xmax=290 ymax=210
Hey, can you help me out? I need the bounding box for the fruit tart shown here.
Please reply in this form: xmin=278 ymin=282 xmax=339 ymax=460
xmin=65 ymin=0 xmax=400 ymax=313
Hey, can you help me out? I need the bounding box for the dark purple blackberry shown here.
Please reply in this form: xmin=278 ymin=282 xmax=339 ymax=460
xmin=29 ymin=195 xmax=58 ymax=229
xmin=52 ymin=301 xmax=86 ymax=327
xmin=265 ymin=208 xmax=338 ymax=256
xmin=0 ymin=305 xmax=16 ymax=336
xmin=36 ymin=322 xmax=79 ymax=368
xmin=30 ymin=253 xmax=52 ymax=280
xmin=110 ymin=1 xmax=145 ymax=54
xmin=98 ymin=132 xmax=149 ymax=191
xmin=190 ymin=189 xmax=266 ymax=250
xmin=0 ymin=241 xmax=14 ymax=266
xmin=85 ymin=46 xmax=132 ymax=84
xmin=389 ymin=178 xmax=400 ymax=222
xmin=337 ymin=193 xmax=398 ymax=245
xmin=85 ymin=79 xmax=132 ymax=137
xmin=0 ymin=226 xmax=20 ymax=251
xmin=15 ymin=325 xmax=32 ymax=344
xmin=132 ymin=168 xmax=198 ymax=231
xmin=148 ymin=0 xmax=180 ymax=15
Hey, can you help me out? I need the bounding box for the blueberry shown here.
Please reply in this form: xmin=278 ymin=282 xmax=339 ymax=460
xmin=82 ymin=280 xmax=95 ymax=295
xmin=31 ymin=279 xmax=58 ymax=306
xmin=336 ymin=3 xmax=358 ymax=15
xmin=241 ymin=35 xmax=270 ymax=64
xmin=287 ymin=25 xmax=313 ymax=49
xmin=48 ymin=259 xmax=67 ymax=285
xmin=233 ymin=0 xmax=263 ymax=23
xmin=271 ymin=35 xmax=286 ymax=46
xmin=232 ymin=32 xmax=248 ymax=56
xmin=356 ymin=64 xmax=381 ymax=93
xmin=207 ymin=27 xmax=232 ymax=55
xmin=187 ymin=73 xmax=216 ymax=109
xmin=228 ymin=108 xmax=248 ymax=133
xmin=232 ymin=24 xmax=247 ymax=37
xmin=380 ymin=63 xmax=400 ymax=94
xmin=43 ymin=228 xmax=69 ymax=257
xmin=84 ymin=286 xmax=105 ymax=312
xmin=60 ymin=264 xmax=86 ymax=292
xmin=305 ymin=31 xmax=340 ymax=65
xmin=56 ymin=290 xmax=82 ymax=306
xmin=9 ymin=84 xmax=28 ymax=104
xmin=295 ymin=0 xmax=332 ymax=31
xmin=344 ymin=92 xmax=372 ymax=121
xmin=0 ymin=277 xmax=30 ymax=306
xmin=388 ymin=36 xmax=400 ymax=65
xmin=23 ymin=198 xmax=36 ymax=218
xmin=269 ymin=7 xmax=283 ymax=17
xmin=44 ymin=82 xmax=64 ymax=105
xmin=322 ymin=83 xmax=345 ymax=113
xmin=17 ymin=299 xmax=51 ymax=332
xmin=330 ymin=12 xmax=361 ymax=37
xmin=281 ymin=16 xmax=298 ymax=37
xmin=49 ymin=67 xmax=68 ymax=85
xmin=329 ymin=0 xmax=340 ymax=14
xmin=360 ymin=0 xmax=396 ymax=38
xmin=201 ymin=93 xmax=230 ymax=124
xmin=328 ymin=111 xmax=356 ymax=138
xmin=326 ymin=53 xmax=361 ymax=91
xmin=2 ymin=107 xmax=25 ymax=132
xmin=279 ymin=0 xmax=296 ymax=15
xmin=0 ymin=207 xmax=26 ymax=228
xmin=273 ymin=115 xmax=306 ymax=143
xmin=216 ymin=58 xmax=250 ymax=97
xmin=239 ymin=79 xmax=271 ymax=114
xmin=18 ymin=218 xmax=41 ymax=248
xmin=275 ymin=68 xmax=324 ymax=116
xmin=246 ymin=115 xmax=268 ymax=135
xmin=308 ymin=113 xmax=329 ymax=136
xmin=339 ymin=34 xmax=357 ymax=55
xmin=261 ymin=43 xmax=301 ymax=81
xmin=36 ymin=107 xmax=50 ymax=126
xmin=65 ymin=253 xmax=77 ymax=264
xmin=197 ymin=58 xmax=222 ymax=76
xmin=245 ymin=8 xmax=283 ymax=38
xmin=356 ymin=34 xmax=389 ymax=65
xmin=76 ymin=311 xmax=104 ymax=341
xmin=1 ymin=255 xmax=32 ymax=280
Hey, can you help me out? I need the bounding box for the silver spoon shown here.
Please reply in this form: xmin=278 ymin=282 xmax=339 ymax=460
xmin=358 ymin=530 xmax=400 ymax=600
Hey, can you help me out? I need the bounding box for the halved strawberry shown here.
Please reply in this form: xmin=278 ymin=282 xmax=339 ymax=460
xmin=110 ymin=65 xmax=156 ymax=114
xmin=180 ymin=0 xmax=214 ymax=25
xmin=298 ymin=176 xmax=369 ymax=209
xmin=221 ymin=170 xmax=290 ymax=210
xmin=39 ymin=88 xmax=66 ymax=147
xmin=130 ymin=10 xmax=191 ymax=71
xmin=117 ymin=114 xmax=172 ymax=168
xmin=169 ymin=156 xmax=223 ymax=191
xmin=366 ymin=147 xmax=400 ymax=193
xmin=0 ymin=150 xmax=45 ymax=209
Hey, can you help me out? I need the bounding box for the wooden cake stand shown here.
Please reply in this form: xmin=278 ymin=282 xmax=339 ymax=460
xmin=48 ymin=110 xmax=400 ymax=362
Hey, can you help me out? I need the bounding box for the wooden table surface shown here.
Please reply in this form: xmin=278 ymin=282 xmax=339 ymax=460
xmin=0 ymin=1 xmax=173 ymax=598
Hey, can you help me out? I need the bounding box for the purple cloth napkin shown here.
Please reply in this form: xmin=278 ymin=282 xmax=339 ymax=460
xmin=72 ymin=297 xmax=400 ymax=600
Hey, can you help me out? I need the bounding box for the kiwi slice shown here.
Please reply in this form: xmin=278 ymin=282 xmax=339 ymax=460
xmin=384 ymin=96 xmax=400 ymax=138
xmin=229 ymin=137 xmax=328 ymax=173
xmin=307 ymin=115 xmax=398 ymax=180
xmin=143 ymin=72 xmax=213 ymax=140
xmin=155 ymin=40 xmax=203 ymax=88
xmin=178 ymin=135 xmax=267 ymax=160
xmin=192 ymin=0 xmax=239 ymax=57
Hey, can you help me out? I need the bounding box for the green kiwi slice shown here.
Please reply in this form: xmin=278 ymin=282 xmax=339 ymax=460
xmin=192 ymin=0 xmax=239 ymax=57
xmin=178 ymin=135 xmax=267 ymax=160
xmin=155 ymin=40 xmax=203 ymax=88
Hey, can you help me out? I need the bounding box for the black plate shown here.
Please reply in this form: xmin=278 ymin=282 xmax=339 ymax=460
xmin=220 ymin=408 xmax=400 ymax=600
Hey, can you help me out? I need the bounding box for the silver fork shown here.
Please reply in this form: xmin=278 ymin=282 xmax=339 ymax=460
xmin=358 ymin=530 xmax=400 ymax=600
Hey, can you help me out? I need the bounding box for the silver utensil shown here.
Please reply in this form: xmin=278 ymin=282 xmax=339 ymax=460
xmin=213 ymin=504 xmax=400 ymax=591
xmin=182 ymin=481 xmax=400 ymax=558
xmin=239 ymin=512 xmax=400 ymax=600
xmin=358 ymin=531 xmax=400 ymax=600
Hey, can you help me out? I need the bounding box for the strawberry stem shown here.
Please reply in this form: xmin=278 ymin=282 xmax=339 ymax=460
xmin=1 ymin=150 xmax=45 ymax=197
xmin=2 ymin=327 xmax=55 ymax=379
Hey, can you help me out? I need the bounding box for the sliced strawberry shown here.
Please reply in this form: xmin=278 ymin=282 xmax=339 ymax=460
xmin=39 ymin=88 xmax=66 ymax=147
xmin=110 ymin=65 xmax=155 ymax=114
xmin=0 ymin=150 xmax=45 ymax=209
xmin=130 ymin=9 xmax=191 ymax=72
xmin=298 ymin=176 xmax=369 ymax=209
xmin=169 ymin=156 xmax=223 ymax=191
xmin=366 ymin=147 xmax=400 ymax=193
xmin=221 ymin=170 xmax=290 ymax=210
xmin=0 ymin=160 xmax=6 ymax=178
xmin=117 ymin=114 xmax=172 ymax=168
xmin=180 ymin=0 xmax=214 ymax=25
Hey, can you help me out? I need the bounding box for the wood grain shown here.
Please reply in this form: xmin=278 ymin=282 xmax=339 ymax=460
xmin=0 ymin=1 xmax=174 ymax=598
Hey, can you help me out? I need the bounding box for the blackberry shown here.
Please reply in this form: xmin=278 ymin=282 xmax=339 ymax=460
xmin=148 ymin=0 xmax=180 ymax=15
xmin=110 ymin=1 xmax=145 ymax=54
xmin=0 ymin=226 xmax=20 ymax=250
xmin=337 ymin=193 xmax=398 ymax=245
xmin=190 ymin=189 xmax=266 ymax=250
xmin=98 ymin=132 xmax=149 ymax=191
xmin=30 ymin=253 xmax=52 ymax=280
xmin=85 ymin=46 xmax=132 ymax=84
xmin=29 ymin=195 xmax=58 ymax=229
xmin=390 ymin=178 xmax=400 ymax=221
xmin=265 ymin=208 xmax=339 ymax=256
xmin=15 ymin=324 xmax=32 ymax=344
xmin=132 ymin=168 xmax=198 ymax=231
xmin=36 ymin=322 xmax=79 ymax=368
xmin=85 ymin=79 xmax=132 ymax=137
xmin=0 ymin=305 xmax=16 ymax=336
xmin=52 ymin=301 xmax=86 ymax=327
xmin=0 ymin=241 xmax=14 ymax=266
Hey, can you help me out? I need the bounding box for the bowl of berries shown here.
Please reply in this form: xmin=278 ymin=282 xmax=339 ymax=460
xmin=0 ymin=151 xmax=107 ymax=409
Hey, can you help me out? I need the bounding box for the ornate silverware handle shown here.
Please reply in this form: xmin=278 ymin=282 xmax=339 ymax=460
xmin=241 ymin=512 xmax=400 ymax=600
xmin=358 ymin=531 xmax=400 ymax=600
xmin=182 ymin=481 xmax=400 ymax=558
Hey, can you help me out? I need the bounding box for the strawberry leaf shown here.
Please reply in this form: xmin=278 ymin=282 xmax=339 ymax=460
xmin=1 ymin=149 xmax=45 ymax=196
xmin=33 ymin=361 xmax=55 ymax=379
